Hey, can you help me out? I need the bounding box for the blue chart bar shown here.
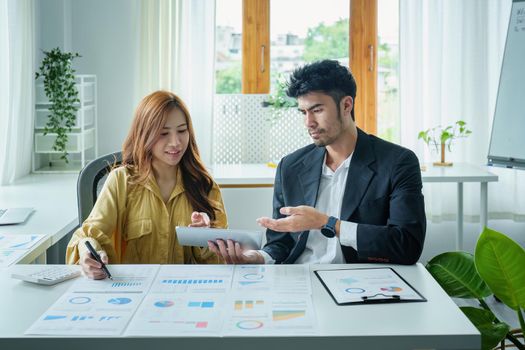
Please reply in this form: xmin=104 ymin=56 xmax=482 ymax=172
xmin=111 ymin=282 xmax=142 ymax=287
xmin=188 ymin=301 xmax=215 ymax=308
xmin=161 ymin=279 xmax=224 ymax=285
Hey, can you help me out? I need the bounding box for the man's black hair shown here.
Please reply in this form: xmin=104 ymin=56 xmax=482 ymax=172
xmin=286 ymin=60 xmax=357 ymax=120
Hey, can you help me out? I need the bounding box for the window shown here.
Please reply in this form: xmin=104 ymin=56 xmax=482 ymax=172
xmin=212 ymin=0 xmax=400 ymax=164
xmin=215 ymin=0 xmax=242 ymax=94
xmin=270 ymin=0 xmax=349 ymax=92
xmin=377 ymin=0 xmax=400 ymax=143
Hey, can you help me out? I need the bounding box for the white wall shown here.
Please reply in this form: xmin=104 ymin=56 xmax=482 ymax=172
xmin=71 ymin=0 xmax=141 ymax=155
xmin=35 ymin=0 xmax=70 ymax=61
xmin=36 ymin=0 xmax=141 ymax=156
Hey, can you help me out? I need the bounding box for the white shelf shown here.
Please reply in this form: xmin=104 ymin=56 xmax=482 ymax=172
xmin=33 ymin=75 xmax=98 ymax=173
xmin=35 ymin=77 xmax=96 ymax=105
xmin=35 ymin=105 xmax=95 ymax=129
xmin=34 ymin=128 xmax=95 ymax=153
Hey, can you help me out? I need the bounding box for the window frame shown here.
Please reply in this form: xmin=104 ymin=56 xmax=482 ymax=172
xmin=240 ymin=0 xmax=378 ymax=134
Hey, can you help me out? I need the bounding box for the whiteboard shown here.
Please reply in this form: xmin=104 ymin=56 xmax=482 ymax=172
xmin=488 ymin=0 xmax=525 ymax=169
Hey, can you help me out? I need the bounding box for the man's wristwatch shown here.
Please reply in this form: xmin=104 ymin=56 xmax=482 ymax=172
xmin=321 ymin=216 xmax=338 ymax=238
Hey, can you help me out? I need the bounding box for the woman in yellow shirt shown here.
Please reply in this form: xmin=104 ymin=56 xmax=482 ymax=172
xmin=66 ymin=90 xmax=227 ymax=279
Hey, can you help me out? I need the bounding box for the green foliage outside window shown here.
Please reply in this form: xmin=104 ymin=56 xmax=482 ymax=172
xmin=303 ymin=19 xmax=349 ymax=62
xmin=215 ymin=62 xmax=242 ymax=94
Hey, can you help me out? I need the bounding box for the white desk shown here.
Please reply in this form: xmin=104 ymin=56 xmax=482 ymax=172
xmin=0 ymin=174 xmax=78 ymax=264
xmin=211 ymin=163 xmax=275 ymax=187
xmin=0 ymin=263 xmax=479 ymax=349
xmin=421 ymin=163 xmax=498 ymax=250
xmin=212 ymin=163 xmax=499 ymax=251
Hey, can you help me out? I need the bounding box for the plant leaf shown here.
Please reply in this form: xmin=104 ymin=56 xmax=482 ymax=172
xmin=475 ymin=227 xmax=525 ymax=310
xmin=460 ymin=306 xmax=509 ymax=350
xmin=441 ymin=131 xmax=452 ymax=143
xmin=426 ymin=252 xmax=492 ymax=299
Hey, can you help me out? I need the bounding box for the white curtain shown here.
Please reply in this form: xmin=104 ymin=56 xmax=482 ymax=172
xmin=399 ymin=0 xmax=525 ymax=222
xmin=138 ymin=0 xmax=216 ymax=165
xmin=0 ymin=0 xmax=34 ymax=185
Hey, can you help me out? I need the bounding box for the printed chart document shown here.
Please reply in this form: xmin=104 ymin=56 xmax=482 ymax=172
xmin=26 ymin=264 xmax=319 ymax=337
xmin=0 ymin=249 xmax=26 ymax=267
xmin=26 ymin=265 xmax=160 ymax=336
xmin=25 ymin=292 xmax=145 ymax=336
xmin=70 ymin=265 xmax=159 ymax=293
xmin=0 ymin=234 xmax=46 ymax=250
xmin=150 ymin=265 xmax=234 ymax=294
xmin=232 ymin=265 xmax=312 ymax=294
xmin=125 ymin=294 xmax=226 ymax=336
xmin=0 ymin=234 xmax=46 ymax=267
xmin=223 ymin=294 xmax=318 ymax=336
xmin=315 ymin=268 xmax=426 ymax=305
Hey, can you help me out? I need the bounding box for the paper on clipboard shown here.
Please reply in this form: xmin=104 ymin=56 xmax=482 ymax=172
xmin=315 ymin=268 xmax=426 ymax=305
xmin=175 ymin=227 xmax=263 ymax=250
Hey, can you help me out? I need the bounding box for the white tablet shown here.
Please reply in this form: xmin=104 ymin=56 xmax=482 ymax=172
xmin=175 ymin=227 xmax=264 ymax=250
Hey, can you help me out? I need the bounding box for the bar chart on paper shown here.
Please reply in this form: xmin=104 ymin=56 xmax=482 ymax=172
xmin=25 ymin=292 xmax=143 ymax=336
xmin=151 ymin=265 xmax=233 ymax=293
xmin=161 ymin=278 xmax=224 ymax=285
xmin=224 ymin=295 xmax=318 ymax=336
xmin=234 ymin=299 xmax=265 ymax=311
xmin=71 ymin=265 xmax=158 ymax=293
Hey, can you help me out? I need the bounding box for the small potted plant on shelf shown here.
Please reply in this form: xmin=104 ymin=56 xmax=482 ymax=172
xmin=35 ymin=47 xmax=81 ymax=163
xmin=418 ymin=120 xmax=472 ymax=166
xmin=426 ymin=227 xmax=525 ymax=350
xmin=261 ymin=74 xmax=298 ymax=124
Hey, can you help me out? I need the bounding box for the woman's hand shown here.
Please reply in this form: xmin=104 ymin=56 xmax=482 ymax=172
xmin=208 ymin=239 xmax=264 ymax=265
xmin=189 ymin=211 xmax=211 ymax=228
xmin=79 ymin=249 xmax=109 ymax=280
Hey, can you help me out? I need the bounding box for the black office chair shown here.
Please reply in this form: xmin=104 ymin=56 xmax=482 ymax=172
xmin=77 ymin=151 xmax=122 ymax=223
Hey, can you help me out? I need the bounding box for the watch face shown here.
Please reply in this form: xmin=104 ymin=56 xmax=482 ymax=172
xmin=321 ymin=216 xmax=337 ymax=238
xmin=321 ymin=227 xmax=336 ymax=238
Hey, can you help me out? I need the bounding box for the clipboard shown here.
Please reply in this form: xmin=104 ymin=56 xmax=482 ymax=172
xmin=314 ymin=267 xmax=427 ymax=305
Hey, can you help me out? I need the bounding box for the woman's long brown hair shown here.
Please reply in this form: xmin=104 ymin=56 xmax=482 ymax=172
xmin=122 ymin=90 xmax=218 ymax=221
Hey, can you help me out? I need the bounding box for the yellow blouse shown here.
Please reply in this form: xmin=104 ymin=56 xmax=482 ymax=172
xmin=66 ymin=166 xmax=228 ymax=265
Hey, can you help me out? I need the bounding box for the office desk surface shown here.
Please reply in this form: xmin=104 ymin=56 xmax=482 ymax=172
xmin=0 ymin=173 xmax=78 ymax=263
xmin=421 ymin=162 xmax=498 ymax=182
xmin=210 ymin=162 xmax=499 ymax=185
xmin=0 ymin=263 xmax=479 ymax=350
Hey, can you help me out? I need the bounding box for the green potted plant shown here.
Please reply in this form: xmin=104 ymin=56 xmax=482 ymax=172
xmin=261 ymin=74 xmax=298 ymax=124
xmin=418 ymin=120 xmax=472 ymax=166
xmin=35 ymin=47 xmax=81 ymax=163
xmin=426 ymin=227 xmax=525 ymax=350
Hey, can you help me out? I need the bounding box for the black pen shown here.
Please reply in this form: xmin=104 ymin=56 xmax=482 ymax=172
xmin=84 ymin=241 xmax=113 ymax=280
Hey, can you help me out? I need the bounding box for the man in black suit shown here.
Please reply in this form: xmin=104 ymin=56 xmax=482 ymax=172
xmin=209 ymin=60 xmax=426 ymax=265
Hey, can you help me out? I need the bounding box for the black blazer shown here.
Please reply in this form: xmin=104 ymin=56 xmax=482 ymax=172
xmin=262 ymin=128 xmax=426 ymax=265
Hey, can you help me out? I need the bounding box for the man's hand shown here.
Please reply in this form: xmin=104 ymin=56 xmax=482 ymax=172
xmin=80 ymin=250 xmax=109 ymax=280
xmin=189 ymin=212 xmax=211 ymax=228
xmin=256 ymin=205 xmax=328 ymax=233
xmin=207 ymin=239 xmax=264 ymax=265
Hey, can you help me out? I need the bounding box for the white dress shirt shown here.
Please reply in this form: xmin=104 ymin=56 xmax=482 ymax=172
xmin=260 ymin=153 xmax=358 ymax=264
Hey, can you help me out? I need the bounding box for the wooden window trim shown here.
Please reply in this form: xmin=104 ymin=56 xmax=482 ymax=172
xmin=242 ymin=0 xmax=270 ymax=93
xmin=350 ymin=0 xmax=378 ymax=135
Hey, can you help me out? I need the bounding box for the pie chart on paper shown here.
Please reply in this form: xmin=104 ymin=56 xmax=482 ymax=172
xmin=108 ymin=297 xmax=132 ymax=305
xmin=154 ymin=300 xmax=175 ymax=308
